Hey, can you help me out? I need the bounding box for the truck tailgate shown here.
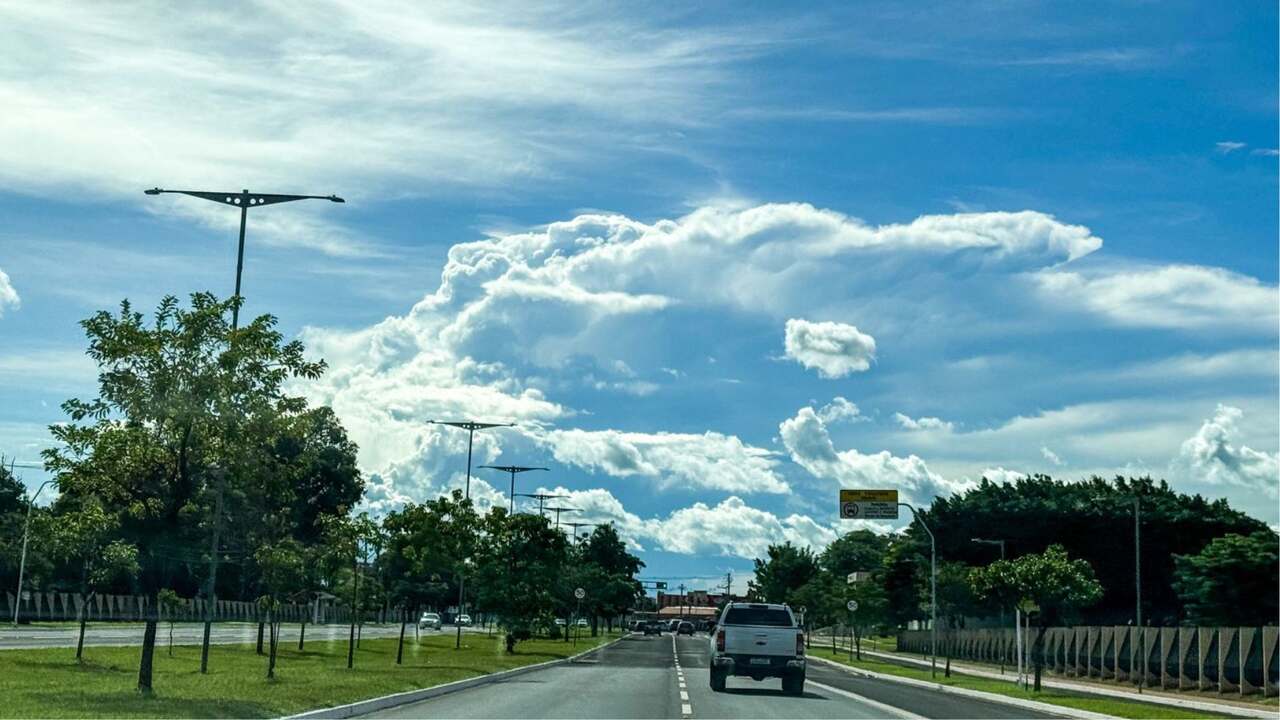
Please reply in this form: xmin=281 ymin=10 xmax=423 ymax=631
xmin=724 ymin=625 xmax=796 ymax=657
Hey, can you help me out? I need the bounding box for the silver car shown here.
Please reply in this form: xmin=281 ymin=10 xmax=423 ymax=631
xmin=418 ymin=612 xmax=442 ymax=630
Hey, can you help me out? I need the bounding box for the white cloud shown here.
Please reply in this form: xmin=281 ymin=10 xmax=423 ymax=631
xmin=980 ymin=467 xmax=1028 ymax=484
xmin=538 ymin=428 xmax=788 ymax=494
xmin=0 ymin=266 xmax=18 ymax=315
xmin=817 ymin=397 xmax=866 ymax=424
xmin=1251 ymin=148 xmax=1280 ymax=157
xmin=1035 ymin=264 xmax=1278 ymax=332
xmin=779 ymin=406 xmax=972 ymax=505
xmin=649 ymin=496 xmax=838 ymax=559
xmin=1176 ymin=405 xmax=1279 ymax=498
xmin=1041 ymin=446 xmax=1065 ymax=466
xmin=893 ymin=412 xmax=954 ymax=431
xmin=784 ymin=318 xmax=877 ymax=378
xmin=1215 ymin=141 xmax=1247 ymax=153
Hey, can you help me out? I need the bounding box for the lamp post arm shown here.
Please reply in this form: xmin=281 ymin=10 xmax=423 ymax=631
xmin=899 ymin=502 xmax=937 ymax=678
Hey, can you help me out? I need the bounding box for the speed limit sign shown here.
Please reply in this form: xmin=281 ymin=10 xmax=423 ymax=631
xmin=846 ymin=600 xmax=859 ymax=612
xmin=574 ymin=587 xmax=585 ymax=600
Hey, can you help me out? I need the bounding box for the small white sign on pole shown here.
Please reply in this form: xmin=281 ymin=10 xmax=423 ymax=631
xmin=846 ymin=600 xmax=858 ymax=612
xmin=574 ymin=587 xmax=585 ymax=600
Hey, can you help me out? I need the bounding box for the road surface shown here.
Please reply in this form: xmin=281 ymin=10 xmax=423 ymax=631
xmin=366 ymin=632 xmax=1060 ymax=719
xmin=0 ymin=622 xmax=485 ymax=650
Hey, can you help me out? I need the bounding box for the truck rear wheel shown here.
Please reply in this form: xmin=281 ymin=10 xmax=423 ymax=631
xmin=710 ymin=668 xmax=726 ymax=692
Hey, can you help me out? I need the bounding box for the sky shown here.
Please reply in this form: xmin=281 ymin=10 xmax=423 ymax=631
xmin=1 ymin=1 xmax=1276 ymax=594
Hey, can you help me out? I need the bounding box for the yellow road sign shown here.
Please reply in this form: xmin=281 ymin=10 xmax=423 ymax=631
xmin=840 ymin=490 xmax=898 ymax=502
xmin=839 ymin=489 xmax=899 ymax=519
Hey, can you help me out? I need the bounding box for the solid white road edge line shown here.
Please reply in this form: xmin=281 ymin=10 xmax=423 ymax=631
xmin=806 ymin=655 xmax=1117 ymax=720
xmin=807 ymin=681 xmax=924 ymax=720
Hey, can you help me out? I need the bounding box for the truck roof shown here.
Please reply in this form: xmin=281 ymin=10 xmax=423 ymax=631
xmin=724 ymin=601 xmax=790 ymax=610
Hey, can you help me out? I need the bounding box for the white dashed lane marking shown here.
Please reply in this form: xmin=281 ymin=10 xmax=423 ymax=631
xmin=673 ymin=634 xmax=693 ymax=717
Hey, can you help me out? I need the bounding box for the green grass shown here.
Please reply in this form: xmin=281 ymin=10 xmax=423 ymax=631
xmin=808 ymin=647 xmax=1234 ymax=720
xmin=0 ymin=629 xmax=619 ymax=718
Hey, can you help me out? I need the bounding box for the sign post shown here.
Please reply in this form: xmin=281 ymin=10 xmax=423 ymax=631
xmin=573 ymin=588 xmax=585 ymax=646
xmin=839 ymin=489 xmax=899 ymax=520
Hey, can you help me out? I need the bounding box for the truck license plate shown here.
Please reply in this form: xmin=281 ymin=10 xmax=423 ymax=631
xmin=749 ymin=657 xmax=770 ymax=665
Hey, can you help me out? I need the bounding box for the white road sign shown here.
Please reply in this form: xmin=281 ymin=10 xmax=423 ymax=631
xmin=846 ymin=600 xmax=859 ymax=612
xmin=574 ymin=587 xmax=585 ymax=600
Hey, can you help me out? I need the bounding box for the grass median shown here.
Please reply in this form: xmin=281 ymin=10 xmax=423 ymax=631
xmin=807 ymin=647 xmax=1233 ymax=720
xmin=0 ymin=629 xmax=620 ymax=718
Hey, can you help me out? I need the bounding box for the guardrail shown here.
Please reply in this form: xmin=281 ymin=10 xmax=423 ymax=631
xmin=898 ymin=626 xmax=1279 ymax=697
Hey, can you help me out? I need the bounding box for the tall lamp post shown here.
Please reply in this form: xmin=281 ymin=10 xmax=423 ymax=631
xmin=898 ymin=503 xmax=937 ymax=678
xmin=430 ymin=420 xmax=515 ymax=649
xmin=514 ymin=492 xmax=567 ymax=517
xmin=971 ymin=537 xmax=1007 ymax=673
xmin=12 ymin=476 xmax=55 ymax=627
xmin=478 ymin=465 xmax=548 ymax=514
xmin=564 ymin=522 xmax=595 ymax=543
xmin=545 ymin=506 xmax=579 ymax=530
xmin=145 ymin=186 xmax=344 ymax=673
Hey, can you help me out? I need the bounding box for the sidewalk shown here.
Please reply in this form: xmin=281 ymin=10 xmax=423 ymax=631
xmin=814 ymin=637 xmax=1276 ymax=719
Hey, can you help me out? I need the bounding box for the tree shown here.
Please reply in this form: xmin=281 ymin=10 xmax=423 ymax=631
xmin=42 ymin=293 xmax=327 ymax=692
xmin=820 ymin=530 xmax=889 ymax=579
xmin=749 ymin=543 xmax=819 ymax=605
xmin=1173 ymin=530 xmax=1279 ymax=626
xmin=320 ymin=512 xmax=380 ymax=669
xmin=931 ymin=562 xmax=979 ymax=676
xmin=45 ymin=499 xmax=139 ymax=661
xmin=157 ymin=589 xmax=181 ymax=656
xmin=923 ymin=475 xmax=1266 ymax=624
xmin=255 ymin=540 xmax=305 ymax=679
xmin=881 ymin=536 xmax=927 ymax=629
xmin=576 ymin=524 xmax=643 ymax=634
xmin=970 ymin=544 xmax=1102 ymax=691
xmin=472 ymin=510 xmax=569 ymax=652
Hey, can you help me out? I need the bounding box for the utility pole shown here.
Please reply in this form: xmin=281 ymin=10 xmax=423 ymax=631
xmin=564 ymin=522 xmax=594 ymax=543
xmin=145 ymin=186 xmax=344 ymax=674
xmin=899 ymin=503 xmax=937 ymax=678
xmin=430 ymin=420 xmax=515 ymax=649
xmin=678 ymin=583 xmax=687 ymax=621
xmin=971 ymin=537 xmax=1007 ymax=673
xmin=1134 ymin=494 xmax=1143 ymax=693
xmin=478 ymin=465 xmax=548 ymax=514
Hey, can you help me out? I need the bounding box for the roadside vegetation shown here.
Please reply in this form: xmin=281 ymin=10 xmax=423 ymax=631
xmin=1 ymin=293 xmax=645 ymax=700
xmin=807 ymin=647 xmax=1233 ymax=720
xmin=0 ymin=632 xmax=620 ymax=719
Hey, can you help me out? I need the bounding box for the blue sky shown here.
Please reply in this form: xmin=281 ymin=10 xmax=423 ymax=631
xmin=1 ymin=1 xmax=1276 ymax=592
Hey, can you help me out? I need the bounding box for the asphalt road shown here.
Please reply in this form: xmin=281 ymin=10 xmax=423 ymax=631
xmin=0 ymin=622 xmax=484 ymax=650
xmin=365 ymin=632 xmax=1061 ymax=719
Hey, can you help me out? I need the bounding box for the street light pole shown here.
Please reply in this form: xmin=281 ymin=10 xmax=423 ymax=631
xmin=478 ymin=465 xmax=548 ymax=514
xmin=899 ymin=503 xmax=936 ymax=678
xmin=145 ymin=186 xmax=344 ymax=673
xmin=971 ymin=537 xmax=1007 ymax=673
xmin=13 ymin=478 xmax=56 ymax=627
xmin=564 ymin=522 xmax=594 ymax=543
xmin=514 ymin=492 xmax=567 ymax=518
xmin=1134 ymin=495 xmax=1143 ymax=693
xmin=429 ymin=420 xmax=515 ymax=649
xmin=545 ymin=506 xmax=579 ymax=531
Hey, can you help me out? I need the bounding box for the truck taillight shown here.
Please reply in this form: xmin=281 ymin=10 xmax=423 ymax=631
xmin=796 ymin=632 xmax=805 ymax=655
xmin=716 ymin=629 xmax=725 ymax=652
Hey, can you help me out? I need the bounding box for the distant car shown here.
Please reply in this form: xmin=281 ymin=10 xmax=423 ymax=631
xmin=456 ymin=614 xmax=472 ymax=626
xmin=630 ymin=620 xmax=645 ymax=631
xmin=669 ymin=620 xmax=681 ymax=633
xmin=643 ymin=621 xmax=661 ymax=636
xmin=418 ymin=612 xmax=441 ymax=630
xmin=576 ymin=618 xmax=589 ymax=627
xmin=677 ymin=621 xmax=695 ymax=636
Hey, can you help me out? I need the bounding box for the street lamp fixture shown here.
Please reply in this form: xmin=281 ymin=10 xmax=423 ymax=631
xmin=544 ymin=506 xmax=579 ymax=530
xmin=564 ymin=522 xmax=595 ymax=543
xmin=513 ymin=492 xmax=567 ymax=517
xmin=478 ymin=465 xmax=548 ymax=514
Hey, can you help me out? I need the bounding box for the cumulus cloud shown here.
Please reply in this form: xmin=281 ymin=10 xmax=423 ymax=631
xmin=1177 ymin=405 xmax=1279 ymax=497
xmin=779 ymin=406 xmax=971 ymax=505
xmin=539 ymin=428 xmax=787 ymax=494
xmin=893 ymin=413 xmax=954 ymax=431
xmin=784 ymin=319 xmax=877 ymax=378
xmin=0 ymin=266 xmax=18 ymax=315
xmin=980 ymin=467 xmax=1028 ymax=484
xmin=817 ymin=397 xmax=866 ymax=424
xmin=1041 ymin=446 xmax=1065 ymax=466
xmin=1034 ymin=264 xmax=1278 ymax=332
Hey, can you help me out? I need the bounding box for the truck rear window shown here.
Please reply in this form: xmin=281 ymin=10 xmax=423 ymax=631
xmin=722 ymin=607 xmax=793 ymax=626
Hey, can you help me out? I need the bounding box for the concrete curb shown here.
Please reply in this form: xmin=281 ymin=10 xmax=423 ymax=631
xmin=284 ymin=634 xmax=627 ymax=719
xmin=853 ymin=646 xmax=1276 ymax=719
xmin=807 ymin=655 xmax=1118 ymax=720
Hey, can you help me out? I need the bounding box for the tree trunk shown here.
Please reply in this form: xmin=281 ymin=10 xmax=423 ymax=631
xmin=200 ymin=620 xmax=213 ymax=674
xmin=266 ymin=612 xmax=278 ymax=680
xmin=855 ymin=626 xmax=861 ymax=660
xmin=347 ymin=614 xmax=356 ymax=669
xmin=505 ymin=632 xmax=516 ymax=654
xmin=137 ymin=617 xmax=158 ymax=694
xmin=76 ymin=612 xmax=88 ymax=662
xmin=1033 ymin=624 xmax=1046 ymax=691
xmin=169 ymin=620 xmax=174 ymax=656
xmin=298 ymin=619 xmax=306 ymax=650
xmin=396 ymin=612 xmax=407 ymax=665
xmin=256 ymin=619 xmax=265 ymax=655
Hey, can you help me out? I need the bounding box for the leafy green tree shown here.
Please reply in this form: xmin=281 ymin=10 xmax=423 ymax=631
xmin=930 ymin=562 xmax=979 ymax=676
xmin=749 ymin=542 xmax=819 ymax=605
xmin=576 ymin=524 xmax=644 ymax=634
xmin=157 ymin=589 xmax=181 ymax=656
xmin=382 ymin=502 xmax=455 ymax=663
xmin=970 ymin=544 xmax=1102 ymax=690
xmin=43 ymin=294 xmax=327 ymax=692
xmin=1172 ymin=530 xmax=1279 ymax=626
xmin=472 ymin=510 xmax=569 ymax=652
xmin=255 ymin=539 xmax=305 ymax=679
xmin=846 ymin=573 xmax=889 ymax=659
xmin=45 ymin=499 xmax=139 ymax=661
xmin=923 ymin=475 xmax=1266 ymax=624
xmin=882 ymin=536 xmax=927 ymax=629
xmin=820 ymin=530 xmax=890 ymax=579
xmin=320 ymin=512 xmax=381 ymax=669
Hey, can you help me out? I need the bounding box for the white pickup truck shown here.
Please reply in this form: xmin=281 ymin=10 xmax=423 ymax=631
xmin=708 ymin=602 xmax=806 ymax=695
